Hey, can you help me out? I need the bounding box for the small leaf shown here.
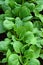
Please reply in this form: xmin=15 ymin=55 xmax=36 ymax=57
xmin=2 ymin=58 xmax=7 ymax=63
xmin=22 ymin=16 xmax=33 ymax=22
xmin=7 ymin=32 xmax=12 ymax=38
xmin=6 ymin=49 xmax=12 ymax=59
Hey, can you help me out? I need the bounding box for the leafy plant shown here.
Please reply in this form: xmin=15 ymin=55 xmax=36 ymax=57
xmin=0 ymin=0 xmax=43 ymax=65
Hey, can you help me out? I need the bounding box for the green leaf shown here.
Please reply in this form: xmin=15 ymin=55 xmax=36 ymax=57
xmin=24 ymin=2 xmax=35 ymax=12
xmin=14 ymin=25 xmax=26 ymax=40
xmin=0 ymin=0 xmax=5 ymax=5
xmin=1 ymin=3 xmax=11 ymax=12
xmin=0 ymin=20 xmax=6 ymax=34
xmin=34 ymin=10 xmax=43 ymax=23
xmin=13 ymin=41 xmax=23 ymax=53
xmin=0 ymin=38 xmax=10 ymax=51
xmin=19 ymin=5 xmax=31 ymax=19
xmin=5 ymin=9 xmax=12 ymax=17
xmin=23 ymin=31 xmax=34 ymax=44
xmin=40 ymin=54 xmax=43 ymax=59
xmin=30 ymin=45 xmax=41 ymax=58
xmin=33 ymin=21 xmax=42 ymax=29
xmin=5 ymin=17 xmax=14 ymax=21
xmin=40 ymin=39 xmax=43 ymax=45
xmin=14 ymin=18 xmax=26 ymax=40
xmin=35 ymin=4 xmax=43 ymax=12
xmin=8 ymin=54 xmax=20 ymax=65
xmin=22 ymin=16 xmax=33 ymax=22
xmin=3 ymin=19 xmax=14 ymax=30
xmin=30 ymin=37 xmax=37 ymax=45
xmin=6 ymin=49 xmax=12 ymax=59
xmin=2 ymin=58 xmax=7 ymax=63
xmin=19 ymin=56 xmax=23 ymax=64
xmin=35 ymin=0 xmax=43 ymax=4
xmin=12 ymin=5 xmax=21 ymax=17
xmin=24 ymin=21 xmax=33 ymax=31
xmin=7 ymin=32 xmax=12 ymax=38
xmin=29 ymin=59 xmax=40 ymax=65
xmin=0 ymin=14 xmax=6 ymax=34
xmin=24 ymin=49 xmax=34 ymax=59
xmin=15 ymin=17 xmax=23 ymax=28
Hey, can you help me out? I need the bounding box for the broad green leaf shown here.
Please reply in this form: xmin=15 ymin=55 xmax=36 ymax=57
xmin=24 ymin=2 xmax=35 ymax=12
xmin=35 ymin=0 xmax=43 ymax=4
xmin=33 ymin=28 xmax=41 ymax=37
xmin=15 ymin=17 xmax=23 ymax=28
xmin=24 ymin=49 xmax=34 ymax=59
xmin=5 ymin=0 xmax=15 ymax=8
xmin=13 ymin=41 xmax=23 ymax=53
xmin=3 ymin=19 xmax=14 ymax=30
xmin=33 ymin=21 xmax=42 ymax=29
xmin=34 ymin=10 xmax=43 ymax=23
xmin=0 ymin=38 xmax=10 ymax=51
xmin=30 ymin=37 xmax=37 ymax=45
xmin=0 ymin=0 xmax=5 ymax=5
xmin=1 ymin=3 xmax=11 ymax=12
xmin=23 ymin=31 xmax=34 ymax=44
xmin=19 ymin=5 xmax=31 ymax=19
xmin=14 ymin=18 xmax=26 ymax=40
xmin=24 ymin=21 xmax=33 ymax=31
xmin=5 ymin=9 xmax=12 ymax=17
xmin=8 ymin=54 xmax=20 ymax=65
xmin=12 ymin=6 xmax=20 ymax=17
xmin=14 ymin=26 xmax=26 ymax=40
xmin=30 ymin=45 xmax=41 ymax=58
xmin=29 ymin=59 xmax=40 ymax=65
xmin=36 ymin=4 xmax=43 ymax=12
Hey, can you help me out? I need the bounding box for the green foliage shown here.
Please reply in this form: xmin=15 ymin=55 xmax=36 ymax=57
xmin=0 ymin=0 xmax=43 ymax=65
